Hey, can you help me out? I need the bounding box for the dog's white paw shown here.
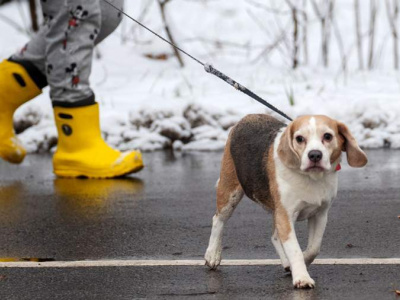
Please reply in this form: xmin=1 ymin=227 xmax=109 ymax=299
xmin=293 ymin=274 xmax=315 ymax=289
xmin=204 ymin=248 xmax=221 ymax=270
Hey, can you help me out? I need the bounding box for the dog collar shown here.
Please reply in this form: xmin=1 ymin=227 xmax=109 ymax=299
xmin=335 ymin=163 xmax=341 ymax=172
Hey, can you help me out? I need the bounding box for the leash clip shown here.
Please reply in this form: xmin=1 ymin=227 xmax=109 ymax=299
xmin=204 ymin=63 xmax=213 ymax=73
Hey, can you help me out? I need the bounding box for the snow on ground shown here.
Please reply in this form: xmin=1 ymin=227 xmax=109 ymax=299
xmin=1 ymin=0 xmax=400 ymax=153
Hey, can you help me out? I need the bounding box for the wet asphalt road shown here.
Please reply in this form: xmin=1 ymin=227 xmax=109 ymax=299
xmin=0 ymin=150 xmax=399 ymax=299
xmin=0 ymin=265 xmax=399 ymax=300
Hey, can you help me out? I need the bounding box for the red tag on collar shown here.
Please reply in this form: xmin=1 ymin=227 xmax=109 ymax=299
xmin=335 ymin=163 xmax=341 ymax=171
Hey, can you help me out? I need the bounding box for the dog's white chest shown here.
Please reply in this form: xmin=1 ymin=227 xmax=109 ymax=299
xmin=276 ymin=164 xmax=338 ymax=220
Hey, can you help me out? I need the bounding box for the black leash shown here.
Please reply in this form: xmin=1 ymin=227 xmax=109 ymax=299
xmin=102 ymin=0 xmax=293 ymax=122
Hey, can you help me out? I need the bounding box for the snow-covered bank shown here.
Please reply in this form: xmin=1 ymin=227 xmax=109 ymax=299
xmin=15 ymin=98 xmax=400 ymax=153
xmin=16 ymin=103 xmax=235 ymax=153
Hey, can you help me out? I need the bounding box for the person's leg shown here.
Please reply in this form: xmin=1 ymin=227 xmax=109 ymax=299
xmin=1 ymin=0 xmax=123 ymax=164
xmin=43 ymin=0 xmax=100 ymax=104
xmin=1 ymin=0 xmax=142 ymax=176
xmin=42 ymin=0 xmax=124 ymax=105
xmin=11 ymin=0 xmax=124 ymax=85
xmin=45 ymin=0 xmax=142 ymax=178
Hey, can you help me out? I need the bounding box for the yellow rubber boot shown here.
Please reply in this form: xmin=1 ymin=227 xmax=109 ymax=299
xmin=53 ymin=103 xmax=144 ymax=178
xmin=0 ymin=60 xmax=42 ymax=163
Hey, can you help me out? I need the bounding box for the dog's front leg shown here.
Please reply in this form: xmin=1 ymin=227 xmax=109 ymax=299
xmin=304 ymin=209 xmax=328 ymax=266
xmin=275 ymin=209 xmax=315 ymax=288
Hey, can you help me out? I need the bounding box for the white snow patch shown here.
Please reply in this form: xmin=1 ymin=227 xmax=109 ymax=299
xmin=18 ymin=118 xmax=57 ymax=153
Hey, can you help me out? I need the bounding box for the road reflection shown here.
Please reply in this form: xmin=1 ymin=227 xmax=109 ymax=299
xmin=0 ymin=182 xmax=24 ymax=225
xmin=54 ymin=177 xmax=144 ymax=219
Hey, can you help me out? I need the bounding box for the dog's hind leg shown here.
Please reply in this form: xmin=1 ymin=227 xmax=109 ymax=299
xmin=205 ymin=142 xmax=243 ymax=270
xmin=204 ymin=184 xmax=243 ymax=270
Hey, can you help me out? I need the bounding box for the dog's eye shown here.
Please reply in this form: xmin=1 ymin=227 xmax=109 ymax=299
xmin=323 ymin=133 xmax=333 ymax=141
xmin=296 ymin=136 xmax=305 ymax=143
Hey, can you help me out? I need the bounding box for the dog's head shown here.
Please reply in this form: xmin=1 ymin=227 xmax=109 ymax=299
xmin=277 ymin=115 xmax=367 ymax=175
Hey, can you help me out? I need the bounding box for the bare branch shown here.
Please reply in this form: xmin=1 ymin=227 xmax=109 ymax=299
xmin=333 ymin=16 xmax=348 ymax=79
xmin=0 ymin=13 xmax=29 ymax=34
xmin=246 ymin=8 xmax=290 ymax=64
xmin=246 ymin=0 xmax=291 ymax=15
xmin=157 ymin=0 xmax=184 ymax=67
xmin=310 ymin=0 xmax=322 ymax=19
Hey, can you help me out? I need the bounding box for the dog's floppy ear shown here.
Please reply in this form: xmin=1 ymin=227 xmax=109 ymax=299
xmin=278 ymin=122 xmax=301 ymax=169
xmin=337 ymin=122 xmax=368 ymax=167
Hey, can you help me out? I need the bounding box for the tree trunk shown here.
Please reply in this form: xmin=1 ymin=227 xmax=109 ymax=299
xmin=302 ymin=0 xmax=308 ymax=65
xmin=385 ymin=0 xmax=399 ymax=69
xmin=292 ymin=5 xmax=299 ymax=69
xmin=311 ymin=0 xmax=334 ymax=68
xmin=29 ymin=0 xmax=39 ymax=32
xmin=392 ymin=0 xmax=398 ymax=69
xmin=333 ymin=17 xmax=347 ymax=77
xmin=368 ymin=0 xmax=377 ymax=69
xmin=354 ymin=0 xmax=364 ymax=69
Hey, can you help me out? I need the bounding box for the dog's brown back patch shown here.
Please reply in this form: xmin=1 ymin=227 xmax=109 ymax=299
xmin=230 ymin=114 xmax=285 ymax=209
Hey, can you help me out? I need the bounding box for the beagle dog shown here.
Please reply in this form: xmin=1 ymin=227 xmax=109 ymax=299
xmin=204 ymin=114 xmax=368 ymax=289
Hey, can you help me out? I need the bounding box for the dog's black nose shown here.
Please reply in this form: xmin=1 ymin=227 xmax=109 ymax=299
xmin=308 ymin=150 xmax=323 ymax=162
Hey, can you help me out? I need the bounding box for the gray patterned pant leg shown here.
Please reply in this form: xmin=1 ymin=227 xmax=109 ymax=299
xmin=12 ymin=0 xmax=124 ymax=104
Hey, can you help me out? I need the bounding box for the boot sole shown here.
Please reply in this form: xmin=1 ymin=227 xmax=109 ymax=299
xmin=54 ymin=164 xmax=144 ymax=179
xmin=0 ymin=147 xmax=26 ymax=164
